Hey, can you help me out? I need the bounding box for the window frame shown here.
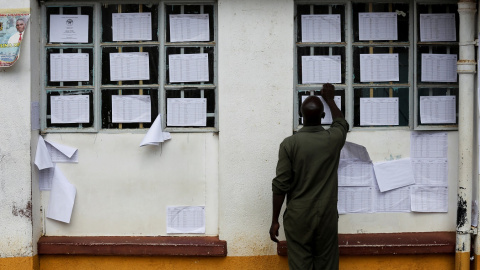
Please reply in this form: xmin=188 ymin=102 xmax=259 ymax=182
xmin=294 ymin=0 xmax=459 ymax=131
xmin=40 ymin=0 xmax=218 ymax=133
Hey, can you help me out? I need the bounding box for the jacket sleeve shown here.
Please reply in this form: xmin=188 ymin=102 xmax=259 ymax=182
xmin=272 ymin=141 xmax=292 ymax=195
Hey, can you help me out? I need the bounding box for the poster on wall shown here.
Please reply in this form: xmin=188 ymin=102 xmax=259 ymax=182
xmin=0 ymin=9 xmax=30 ymax=68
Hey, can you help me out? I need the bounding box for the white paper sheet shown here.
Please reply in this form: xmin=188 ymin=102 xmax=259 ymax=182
xmin=140 ymin=114 xmax=172 ymax=147
xmin=47 ymin=166 xmax=76 ymax=223
xmin=167 ymin=206 xmax=205 ymax=234
xmin=112 ymin=12 xmax=152 ymax=41
xmin=168 ymin=53 xmax=209 ymax=83
xmin=411 ymin=158 xmax=448 ymax=186
xmin=420 ymin=13 xmax=456 ymax=42
xmin=31 ymin=101 xmax=40 ymax=130
xmin=301 ymin=95 xmax=341 ymax=125
xmin=410 ymin=132 xmax=447 ymax=158
xmin=109 ymin=52 xmax=150 ymax=81
xmin=374 ymin=186 xmax=411 ymax=212
xmin=49 ymin=15 xmax=89 ymax=43
xmin=50 ymin=53 xmax=89 ymax=82
xmin=301 ymin=55 xmax=341 ymax=84
xmin=421 ymin=54 xmax=457 ymax=82
xmin=167 ymin=98 xmax=207 ymax=126
xmin=374 ymin=158 xmax=415 ymax=192
xmin=301 ymin=14 xmax=341 ymax=42
xmin=169 ymin=14 xmax=209 ymax=42
xmin=112 ymin=95 xmax=151 ymax=123
xmin=360 ymin=97 xmax=399 ymax=126
xmin=360 ymin=54 xmax=399 ymax=82
xmin=338 ymin=187 xmax=373 ymax=214
xmin=51 ymin=95 xmax=89 ymax=124
xmin=39 ymin=167 xmax=55 ymax=191
xmin=411 ymin=186 xmax=448 ymax=212
xmin=35 ymin=137 xmax=54 ymax=170
xmin=420 ymin=96 xmax=456 ymax=124
xmin=340 ymin=141 xmax=372 ymax=162
xmin=358 ymin=12 xmax=397 ymax=41
xmin=45 ymin=140 xmax=79 ymax=163
xmin=338 ymin=160 xmax=375 ymax=187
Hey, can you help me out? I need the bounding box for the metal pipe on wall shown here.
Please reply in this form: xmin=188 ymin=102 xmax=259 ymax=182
xmin=456 ymin=1 xmax=477 ymax=269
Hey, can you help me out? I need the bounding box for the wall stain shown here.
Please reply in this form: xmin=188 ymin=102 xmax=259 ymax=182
xmin=12 ymin=201 xmax=32 ymax=219
xmin=457 ymin=195 xmax=467 ymax=229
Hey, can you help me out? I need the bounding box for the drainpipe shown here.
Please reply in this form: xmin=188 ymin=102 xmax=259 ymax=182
xmin=456 ymin=1 xmax=477 ymax=270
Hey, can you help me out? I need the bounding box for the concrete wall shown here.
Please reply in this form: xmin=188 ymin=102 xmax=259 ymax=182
xmin=0 ymin=0 xmax=34 ymax=258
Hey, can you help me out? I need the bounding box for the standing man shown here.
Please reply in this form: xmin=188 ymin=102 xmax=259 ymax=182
xmin=269 ymin=83 xmax=349 ymax=270
xmin=8 ymin=18 xmax=26 ymax=45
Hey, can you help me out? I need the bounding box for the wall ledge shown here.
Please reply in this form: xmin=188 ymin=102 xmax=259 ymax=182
xmin=277 ymin=232 xmax=455 ymax=256
xmin=38 ymin=236 xmax=227 ymax=257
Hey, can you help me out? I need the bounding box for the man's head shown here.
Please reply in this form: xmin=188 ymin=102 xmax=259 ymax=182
xmin=16 ymin=18 xmax=25 ymax=33
xmin=301 ymin=96 xmax=325 ymax=126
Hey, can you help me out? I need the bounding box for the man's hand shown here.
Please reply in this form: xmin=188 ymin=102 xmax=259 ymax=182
xmin=321 ymin=83 xmax=335 ymax=101
xmin=269 ymin=221 xmax=280 ymax=243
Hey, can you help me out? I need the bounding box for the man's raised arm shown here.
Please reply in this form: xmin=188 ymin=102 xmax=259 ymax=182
xmin=321 ymin=83 xmax=344 ymax=120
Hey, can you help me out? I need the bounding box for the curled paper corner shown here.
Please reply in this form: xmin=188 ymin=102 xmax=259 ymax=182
xmin=140 ymin=114 xmax=172 ymax=147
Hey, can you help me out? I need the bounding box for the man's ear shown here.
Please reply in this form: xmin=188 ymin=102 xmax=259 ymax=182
xmin=321 ymin=112 xmax=326 ymax=119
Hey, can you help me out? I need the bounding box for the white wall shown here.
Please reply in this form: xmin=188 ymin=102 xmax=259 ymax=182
xmin=0 ymin=0 xmax=34 ymax=258
xmin=218 ymin=0 xmax=295 ymax=256
xmin=42 ymin=133 xmax=219 ymax=236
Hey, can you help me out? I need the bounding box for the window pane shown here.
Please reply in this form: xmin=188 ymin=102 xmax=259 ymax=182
xmin=296 ymin=4 xmax=345 ymax=42
xmin=353 ymin=47 xmax=409 ymax=84
xmin=101 ymin=46 xmax=159 ymax=85
xmin=297 ymin=47 xmax=346 ymax=84
xmin=165 ymin=46 xmax=215 ymax=84
xmin=165 ymin=89 xmax=215 ymax=128
xmin=46 ymin=48 xmax=94 ymax=87
xmin=46 ymin=90 xmax=94 ymax=128
xmin=101 ymin=89 xmax=158 ymax=129
xmin=354 ymin=87 xmax=409 ymax=127
xmin=46 ymin=6 xmax=94 ymax=44
xmin=165 ymin=4 xmax=215 ymax=42
xmin=352 ymin=3 xmax=409 ymax=42
xmin=101 ymin=4 xmax=159 ymax=42
xmin=297 ymin=89 xmax=345 ymax=126
xmin=418 ymin=88 xmax=458 ymax=125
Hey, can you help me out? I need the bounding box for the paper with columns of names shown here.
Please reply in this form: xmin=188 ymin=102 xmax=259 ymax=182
xmin=50 ymin=95 xmax=89 ymax=124
xmin=112 ymin=13 xmax=152 ymax=41
xmin=411 ymin=158 xmax=448 ymax=186
xmin=373 ymin=158 xmax=416 ymax=192
xmin=301 ymin=55 xmax=341 ymax=84
xmin=110 ymin=52 xmax=150 ymax=81
xmin=410 ymin=132 xmax=447 ymax=159
xmin=420 ymin=96 xmax=456 ymax=124
xmin=360 ymin=53 xmax=399 ymax=82
xmin=338 ymin=160 xmax=375 ymax=187
xmin=421 ymin=54 xmax=457 ymax=82
xmin=46 ymin=165 xmax=77 ymax=223
xmin=169 ymin=53 xmax=209 ymax=83
xmin=374 ymin=186 xmax=411 ymax=212
xmin=340 ymin=141 xmax=371 ymax=162
xmin=301 ymin=14 xmax=341 ymax=42
xmin=35 ymin=137 xmax=78 ymax=190
xmin=50 ymin=53 xmax=89 ymax=82
xmin=112 ymin=95 xmax=151 ymax=123
xmin=360 ymin=97 xmax=399 ymax=126
xmin=167 ymin=98 xmax=206 ymax=126
xmin=140 ymin=114 xmax=172 ymax=147
xmin=411 ymin=186 xmax=448 ymax=212
xmin=49 ymin=15 xmax=89 ymax=43
xmin=301 ymin=95 xmax=341 ymax=125
xmin=358 ymin=12 xmax=397 ymax=41
xmin=167 ymin=206 xmax=205 ymax=234
xmin=338 ymin=187 xmax=373 ymax=214
xmin=420 ymin=13 xmax=456 ymax=42
xmin=169 ymin=14 xmax=209 ymax=42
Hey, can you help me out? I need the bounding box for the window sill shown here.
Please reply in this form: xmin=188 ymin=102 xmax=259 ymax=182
xmin=277 ymin=232 xmax=455 ymax=256
xmin=38 ymin=236 xmax=227 ymax=257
